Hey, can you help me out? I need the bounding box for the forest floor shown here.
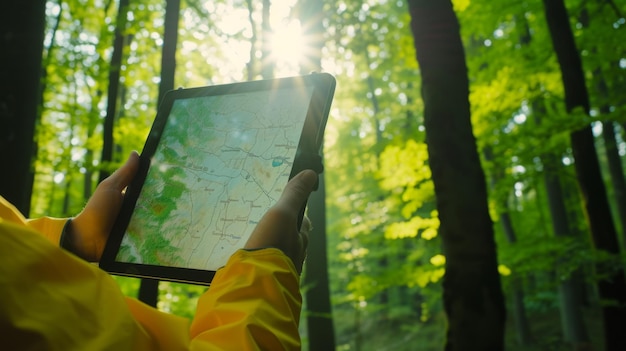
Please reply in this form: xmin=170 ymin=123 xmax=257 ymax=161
xmin=318 ymin=304 xmax=604 ymax=351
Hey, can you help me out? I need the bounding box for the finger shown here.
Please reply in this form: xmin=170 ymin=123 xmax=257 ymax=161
xmin=277 ymin=170 xmax=318 ymax=213
xmin=104 ymin=151 xmax=140 ymax=191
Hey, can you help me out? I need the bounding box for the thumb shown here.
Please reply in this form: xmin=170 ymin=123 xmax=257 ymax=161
xmin=277 ymin=170 xmax=318 ymax=213
xmin=102 ymin=151 xmax=140 ymax=191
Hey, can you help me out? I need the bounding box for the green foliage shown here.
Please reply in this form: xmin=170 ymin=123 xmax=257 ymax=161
xmin=32 ymin=0 xmax=626 ymax=349
xmin=158 ymin=282 xmax=207 ymax=319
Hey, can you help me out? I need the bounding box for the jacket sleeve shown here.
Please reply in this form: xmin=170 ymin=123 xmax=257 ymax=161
xmin=190 ymin=249 xmax=303 ymax=351
xmin=0 ymin=196 xmax=67 ymax=244
xmin=0 ymin=216 xmax=190 ymax=350
xmin=0 ymin=196 xmax=302 ymax=350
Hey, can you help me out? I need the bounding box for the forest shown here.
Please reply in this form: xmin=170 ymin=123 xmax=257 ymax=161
xmin=1 ymin=0 xmax=626 ymax=350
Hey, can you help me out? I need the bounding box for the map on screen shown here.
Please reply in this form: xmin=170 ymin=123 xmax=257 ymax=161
xmin=115 ymin=87 xmax=314 ymax=271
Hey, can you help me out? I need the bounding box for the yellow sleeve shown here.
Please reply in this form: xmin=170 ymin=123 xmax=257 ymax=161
xmin=1 ymin=197 xmax=302 ymax=350
xmin=0 ymin=217 xmax=192 ymax=350
xmin=190 ymin=249 xmax=302 ymax=351
xmin=0 ymin=196 xmax=67 ymax=244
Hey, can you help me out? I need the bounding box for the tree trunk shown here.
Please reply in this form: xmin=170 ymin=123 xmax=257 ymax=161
xmin=99 ymin=0 xmax=130 ymax=183
xmin=601 ymin=120 xmax=626 ymax=248
xmin=260 ymin=0 xmax=273 ymax=80
xmin=407 ymin=1 xmax=506 ymax=350
xmin=483 ymin=148 xmax=532 ymax=346
xmin=541 ymin=0 xmax=626 ymax=349
xmin=594 ymin=65 xmax=626 ymax=249
xmin=533 ymin=92 xmax=590 ymax=347
xmin=0 ymin=0 xmax=46 ymax=215
xmin=298 ymin=0 xmax=337 ymax=349
xmin=245 ymin=0 xmax=257 ymax=81
xmin=542 ymin=153 xmax=590 ymax=347
xmin=137 ymin=0 xmax=181 ymax=308
xmin=157 ymin=0 xmax=179 ymax=106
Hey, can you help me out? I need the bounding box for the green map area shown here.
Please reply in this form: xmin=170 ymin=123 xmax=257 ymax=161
xmin=116 ymin=87 xmax=314 ymax=270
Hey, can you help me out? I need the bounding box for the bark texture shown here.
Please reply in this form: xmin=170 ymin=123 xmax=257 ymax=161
xmin=408 ymin=1 xmax=506 ymax=349
xmin=0 ymin=1 xmax=46 ymax=214
xmin=541 ymin=0 xmax=626 ymax=349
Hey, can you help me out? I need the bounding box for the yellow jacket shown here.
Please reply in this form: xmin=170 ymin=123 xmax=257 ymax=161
xmin=0 ymin=196 xmax=302 ymax=350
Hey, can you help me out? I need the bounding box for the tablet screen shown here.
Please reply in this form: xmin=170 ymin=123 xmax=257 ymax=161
xmin=118 ymin=87 xmax=313 ymax=271
xmin=101 ymin=74 xmax=335 ymax=284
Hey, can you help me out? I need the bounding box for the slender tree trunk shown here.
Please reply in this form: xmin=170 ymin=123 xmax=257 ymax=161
xmin=157 ymin=0 xmax=179 ymax=106
xmin=542 ymin=152 xmax=590 ymax=348
xmin=521 ymin=15 xmax=591 ymax=344
xmin=483 ymin=148 xmax=532 ymax=346
xmin=594 ymin=67 xmax=626 ymax=247
xmin=138 ymin=0 xmax=181 ymax=308
xmin=245 ymin=0 xmax=257 ymax=81
xmin=601 ymin=120 xmax=626 ymax=247
xmin=39 ymin=0 xmax=63 ymax=110
xmin=99 ymin=0 xmax=130 ymax=182
xmin=585 ymin=4 xmax=626 ymax=250
xmin=499 ymin=205 xmax=533 ymax=347
xmin=532 ymin=93 xmax=590 ymax=348
xmin=260 ymin=0 xmax=273 ymax=80
xmin=542 ymin=0 xmax=626 ymax=349
xmin=298 ymin=0 xmax=337 ymax=349
xmin=62 ymin=80 xmax=79 ymax=217
xmin=0 ymin=0 xmax=46 ymax=214
xmin=83 ymin=1 xmax=115 ymax=200
xmin=408 ymin=1 xmax=506 ymax=349
xmin=354 ymin=302 xmax=362 ymax=351
xmin=298 ymin=0 xmax=324 ymax=74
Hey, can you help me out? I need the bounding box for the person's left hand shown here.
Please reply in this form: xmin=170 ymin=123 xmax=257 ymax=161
xmin=67 ymin=152 xmax=139 ymax=262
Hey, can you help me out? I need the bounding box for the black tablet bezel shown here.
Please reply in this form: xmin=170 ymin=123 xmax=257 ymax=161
xmin=99 ymin=73 xmax=335 ymax=285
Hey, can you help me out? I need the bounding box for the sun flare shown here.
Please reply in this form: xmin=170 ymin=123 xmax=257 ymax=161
xmin=269 ymin=20 xmax=306 ymax=74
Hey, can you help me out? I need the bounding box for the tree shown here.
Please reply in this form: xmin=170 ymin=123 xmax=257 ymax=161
xmin=245 ymin=0 xmax=258 ymax=81
xmin=99 ymin=0 xmax=130 ymax=182
xmin=137 ymin=0 xmax=181 ymax=308
xmin=297 ymin=0 xmax=337 ymax=349
xmin=541 ymin=0 xmax=626 ymax=349
xmin=0 ymin=0 xmax=47 ymax=215
xmin=407 ymin=1 xmax=506 ymax=349
xmin=483 ymin=147 xmax=533 ymax=346
xmin=260 ymin=0 xmax=273 ymax=80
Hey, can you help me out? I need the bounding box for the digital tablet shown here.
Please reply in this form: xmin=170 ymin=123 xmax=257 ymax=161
xmin=100 ymin=73 xmax=335 ymax=285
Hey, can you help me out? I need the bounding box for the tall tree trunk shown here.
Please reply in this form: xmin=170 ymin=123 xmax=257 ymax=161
xmin=39 ymin=0 xmax=63 ymax=112
xmin=601 ymin=120 xmax=626 ymax=247
xmin=138 ymin=0 xmax=181 ymax=308
xmin=483 ymin=148 xmax=533 ymax=346
xmin=245 ymin=0 xmax=258 ymax=81
xmin=83 ymin=1 xmax=115 ymax=201
xmin=407 ymin=1 xmax=506 ymax=350
xmin=260 ymin=0 xmax=273 ymax=80
xmin=542 ymin=152 xmax=590 ymax=348
xmin=0 ymin=0 xmax=46 ymax=215
xmin=541 ymin=0 xmax=626 ymax=349
xmin=519 ymin=13 xmax=591 ymax=344
xmin=584 ymin=3 xmax=626 ymax=250
xmin=594 ymin=65 xmax=626 ymax=247
xmin=298 ymin=0 xmax=336 ymax=349
xmin=157 ymin=0 xmax=179 ymax=106
xmin=99 ymin=0 xmax=130 ymax=182
xmin=533 ymin=100 xmax=590 ymax=348
xmin=298 ymin=0 xmax=324 ymax=74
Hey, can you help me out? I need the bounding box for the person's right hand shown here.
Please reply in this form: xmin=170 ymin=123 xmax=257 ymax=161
xmin=244 ymin=170 xmax=318 ymax=273
xmin=67 ymin=152 xmax=139 ymax=262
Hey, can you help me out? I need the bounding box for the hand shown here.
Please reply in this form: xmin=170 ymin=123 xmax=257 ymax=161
xmin=68 ymin=152 xmax=140 ymax=262
xmin=244 ymin=170 xmax=318 ymax=273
